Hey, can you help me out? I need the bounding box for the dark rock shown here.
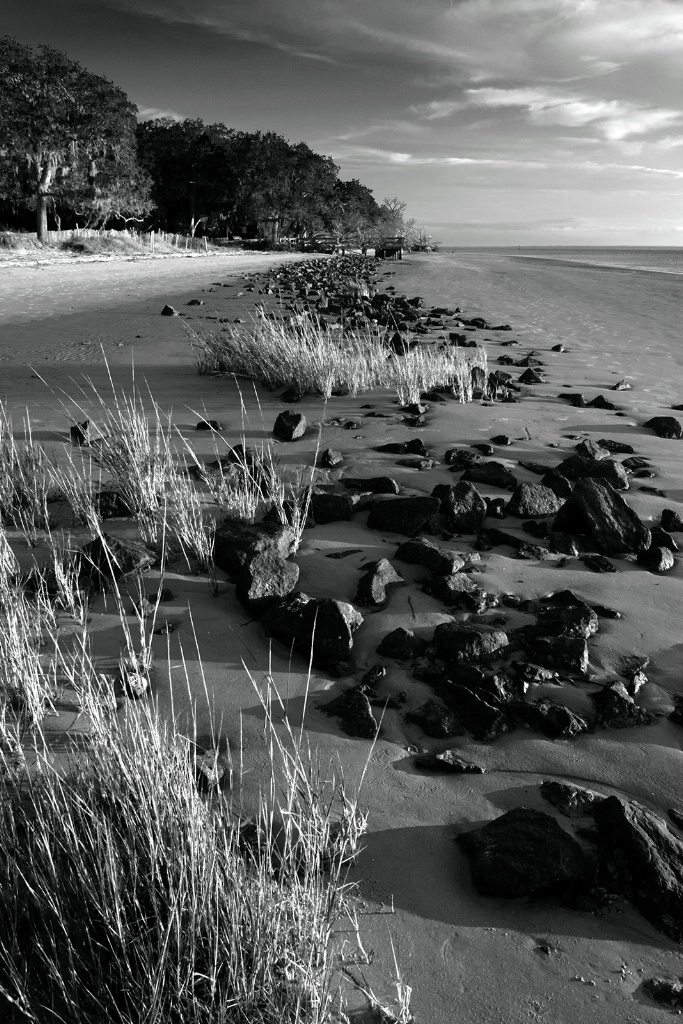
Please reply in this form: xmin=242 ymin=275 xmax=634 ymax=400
xmin=549 ymin=531 xmax=579 ymax=556
xmin=559 ymin=479 xmax=650 ymax=555
xmin=622 ymin=455 xmax=650 ymax=470
xmin=644 ymin=416 xmax=682 ymax=439
xmin=612 ymin=379 xmax=631 ymax=391
xmin=160 ymin=304 xmax=178 ymax=316
xmin=472 ymin=443 xmax=495 ymax=456
xmin=406 ymin=698 xmax=464 ymax=738
xmin=235 ymin=550 xmax=300 ymax=612
xmin=540 ymin=780 xmax=605 ymax=818
xmin=551 ymin=344 xmax=565 ymax=352
xmin=433 ymin=623 xmax=508 ymax=664
xmin=491 ymin=434 xmax=512 ymax=446
xmin=643 ymin=978 xmax=683 ymax=1010
xmin=541 ymin=470 xmax=574 ymax=500
xmin=310 ymin=492 xmax=357 ymax=524
xmin=355 ymin=558 xmax=404 ymax=605
xmin=518 ymin=543 xmax=551 ymax=560
xmin=587 ymin=394 xmax=617 ymax=410
xmin=592 ymin=681 xmax=652 ymax=729
xmin=319 ymin=448 xmax=343 ymax=468
xmin=441 ymin=684 xmax=508 ymax=741
xmin=518 ymin=368 xmax=545 ymax=385
xmin=320 ymin=685 xmax=378 ymax=738
xmin=535 ymin=603 xmax=598 ymax=639
xmin=518 ymin=461 xmax=549 ymax=475
xmin=263 ymin=593 xmax=363 ymax=671
xmin=559 ymin=392 xmax=587 ymax=408
xmin=404 ymin=438 xmax=430 ymax=456
xmin=273 ymin=409 xmax=306 ymax=441
xmin=650 ymin=526 xmax=678 ymax=551
xmin=445 ymin=448 xmax=482 ymax=470
xmin=395 ymin=457 xmax=436 ymax=470
xmin=214 ymin=522 xmax=296 ymax=579
xmin=556 ymin=455 xmax=629 ymax=490
xmin=509 ymin=700 xmax=589 ymax=739
xmin=591 ymin=603 xmax=621 ymax=619
xmin=668 ymin=808 xmax=683 ymax=831
xmin=581 ymin=554 xmax=618 ymax=573
xmin=80 ymin=535 xmax=156 ymax=586
xmin=195 ymin=419 xmax=223 ymax=431
xmin=70 ymin=420 xmax=89 ymax=445
xmin=637 ymin=546 xmax=675 ymax=572
xmin=367 ymin=496 xmax=440 ymax=535
xmin=414 ymin=750 xmax=485 ymax=773
xmin=598 ymin=439 xmax=635 ymax=454
xmin=593 ymin=795 xmax=683 ymax=942
xmin=342 ymin=476 xmax=400 ymax=494
xmin=507 ymin=483 xmax=564 ymax=518
xmin=457 ymin=808 xmax=587 ymax=898
xmin=485 ymin=496 xmax=507 ymax=518
xmin=395 ymin=537 xmax=465 ymax=575
xmin=377 ymin=626 xmax=428 ymax=660
xmin=526 ymin=635 xmax=589 ymax=676
xmin=661 ymin=508 xmax=683 ymax=532
xmin=463 ymin=462 xmax=517 ymax=490
xmin=94 ymin=490 xmax=133 ymax=519
xmin=432 ymin=481 xmax=487 ymax=533
xmin=427 ymin=572 xmax=482 ymax=609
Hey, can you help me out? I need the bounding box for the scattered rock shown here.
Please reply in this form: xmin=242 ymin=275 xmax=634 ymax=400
xmin=70 ymin=420 xmax=89 ymax=445
xmin=642 ymin=978 xmax=683 ymax=1010
xmin=235 ymin=550 xmax=299 ymax=612
xmin=310 ymin=492 xmax=358 ymax=524
xmin=395 ymin=537 xmax=465 ymax=575
xmin=441 ymin=684 xmax=508 ymax=741
xmin=540 ymin=780 xmax=605 ymax=818
xmin=432 ymin=481 xmax=487 ymax=533
xmin=507 ymin=483 xmax=564 ymax=518
xmin=598 ymin=439 xmax=635 ymax=454
xmin=80 ymin=535 xmax=156 ymax=586
xmin=556 ymin=455 xmax=629 ymax=490
xmin=319 ymin=448 xmax=343 ymax=468
xmin=263 ymin=593 xmax=363 ymax=672
xmin=355 ymin=558 xmax=404 ymax=605
xmin=591 ymin=681 xmax=652 ymax=729
xmin=637 ymin=546 xmax=675 ymax=573
xmin=463 ymin=462 xmax=518 ymax=490
xmin=457 ymin=808 xmax=587 ymax=898
xmin=574 ymin=439 xmax=610 ymax=461
xmin=414 ymin=750 xmax=485 ymax=772
xmin=661 ymin=508 xmax=683 ymax=532
xmin=376 ymin=627 xmax=428 ymax=660
xmin=433 ymin=623 xmax=508 ymax=664
xmin=160 ymin=304 xmax=179 ymax=316
xmin=93 ymin=490 xmax=133 ymax=519
xmin=195 ymin=419 xmax=223 ymax=431
xmin=367 ymin=496 xmax=440 ymax=535
xmin=557 ymin=478 xmax=650 ymax=555
xmin=490 ymin=434 xmax=512 ymax=446
xmin=214 ymin=522 xmax=296 ymax=579
xmin=518 ymin=368 xmax=545 ymax=385
xmin=525 ymin=636 xmax=589 ymax=676
xmin=581 ymin=554 xmax=618 ymax=573
xmin=320 ymin=685 xmax=378 ymax=738
xmin=406 ymin=698 xmax=465 ymax=738
xmin=342 ymin=476 xmax=400 ymax=494
xmin=273 ymin=409 xmax=306 ymax=441
xmin=643 ymin=416 xmax=682 ymax=439
xmin=509 ymin=700 xmax=589 ymax=739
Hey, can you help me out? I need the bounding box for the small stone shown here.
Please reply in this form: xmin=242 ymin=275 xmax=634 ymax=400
xmin=433 ymin=623 xmax=509 ymax=664
xmin=574 ymin=439 xmax=610 ymax=461
xmin=195 ymin=419 xmax=223 ymax=431
xmin=273 ymin=409 xmax=306 ymax=441
xmin=376 ymin=627 xmax=428 ymax=660
xmin=643 ymin=416 xmax=682 ymax=439
xmin=395 ymin=537 xmax=465 ymax=576
xmin=518 ymin=368 xmax=545 ymax=385
xmin=406 ymin=698 xmax=465 ymax=738
xmin=661 ymin=508 xmax=683 ymax=532
xmin=581 ymin=554 xmax=618 ymax=573
xmin=320 ymin=685 xmax=378 ymax=739
xmin=414 ymin=750 xmax=485 ymax=772
xmin=160 ymin=304 xmax=179 ymax=316
xmin=540 ymin=780 xmax=604 ymax=818
xmin=319 ymin=448 xmax=343 ymax=468
xmin=355 ymin=558 xmax=404 ymax=606
xmin=342 ymin=476 xmax=400 ymax=494
xmin=637 ymin=546 xmax=675 ymax=573
xmin=490 ymin=434 xmax=512 ymax=446
xmin=186 ymin=298 xmax=204 ymax=306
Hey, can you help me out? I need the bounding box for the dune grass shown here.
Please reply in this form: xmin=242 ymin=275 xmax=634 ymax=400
xmin=191 ymin=314 xmax=486 ymax=405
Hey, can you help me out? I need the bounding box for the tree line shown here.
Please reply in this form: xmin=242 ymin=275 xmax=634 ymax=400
xmin=0 ymin=36 xmax=426 ymax=248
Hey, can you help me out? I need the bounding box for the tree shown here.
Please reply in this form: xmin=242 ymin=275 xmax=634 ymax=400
xmin=327 ymin=178 xmax=381 ymax=245
xmin=0 ymin=36 xmax=146 ymax=240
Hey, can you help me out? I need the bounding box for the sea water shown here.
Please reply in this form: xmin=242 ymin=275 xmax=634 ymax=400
xmin=445 ymin=246 xmax=683 ymax=277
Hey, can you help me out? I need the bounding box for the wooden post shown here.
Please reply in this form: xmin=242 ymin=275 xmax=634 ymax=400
xmin=150 ymin=230 xmax=155 ymax=254
xmin=203 ymin=236 xmax=208 ymax=252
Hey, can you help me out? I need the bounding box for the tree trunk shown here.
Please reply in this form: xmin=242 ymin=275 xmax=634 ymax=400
xmin=36 ymin=192 xmax=49 ymax=243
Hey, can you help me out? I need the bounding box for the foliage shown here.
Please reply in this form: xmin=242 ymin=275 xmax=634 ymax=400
xmin=0 ymin=36 xmax=150 ymax=239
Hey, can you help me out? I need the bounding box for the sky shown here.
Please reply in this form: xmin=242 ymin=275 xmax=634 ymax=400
xmin=4 ymin=0 xmax=683 ymax=245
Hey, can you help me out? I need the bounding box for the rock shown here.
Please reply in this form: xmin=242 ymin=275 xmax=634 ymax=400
xmin=661 ymin=508 xmax=683 ymax=532
xmin=549 ymin=531 xmax=579 ymax=556
xmin=541 ymin=470 xmax=574 ymax=500
xmin=427 ymin=572 xmax=481 ymax=608
xmin=94 ymin=490 xmax=133 ymax=519
xmin=637 ymin=546 xmax=675 ymax=573
xmin=310 ymin=492 xmax=357 ymax=524
xmin=214 ymin=522 xmax=296 ymax=579
xmin=581 ymin=554 xmax=618 ymax=573
xmin=535 ymin=602 xmax=599 ymax=639
xmin=472 ymin=443 xmax=495 ymax=456
xmin=557 ymin=479 xmax=650 ymax=555
xmin=643 ymin=978 xmax=683 ymax=1010
xmin=668 ymin=808 xmax=683 ymax=830
xmin=509 ymin=700 xmax=589 ymax=739
xmin=320 ymin=685 xmax=378 ymax=738
xmin=540 ymin=781 xmax=605 ymax=818
xmin=235 ymin=551 xmax=299 ymax=612
xmin=70 ymin=420 xmax=89 ymax=445
xmin=598 ymin=439 xmax=635 ymax=454
xmin=622 ymin=455 xmax=650 ymax=470
xmin=160 ymin=304 xmax=179 ymax=316
xmin=556 ymin=455 xmax=629 ymax=490
xmin=457 ymin=808 xmax=587 ymax=898
xmin=406 ymin=698 xmax=465 ymax=738
xmin=644 ymin=416 xmax=682 ymax=439
xmin=593 ymin=796 xmax=683 ymax=942
xmin=273 ymin=409 xmax=306 ymax=441
xmin=319 ymin=448 xmax=343 ymax=468
xmin=355 ymin=558 xmax=404 ymax=605
xmin=433 ymin=623 xmax=508 ymax=664
xmin=395 ymin=537 xmax=465 ymax=576
xmin=523 ymin=519 xmax=549 ymax=539
xmin=490 ymin=434 xmax=512 ymax=446
xmin=342 ymin=476 xmax=400 ymax=494
xmin=431 ymin=481 xmax=487 ymax=533
xmin=552 ymin=343 xmax=565 ymax=352
xmin=367 ymin=496 xmax=440 ymax=536
xmin=591 ymin=681 xmax=652 ymax=729
xmin=462 ymin=462 xmax=517 ymax=490
xmin=80 ymin=535 xmax=156 ymax=586
xmin=195 ymin=419 xmax=223 ymax=431
xmin=612 ymin=378 xmax=631 ymax=391
xmin=414 ymin=750 xmax=485 ymax=773
xmin=507 ymin=483 xmax=564 ymax=518
xmin=650 ymin=526 xmax=678 ymax=551
xmin=587 ymin=394 xmax=617 ymax=410
xmin=441 ymin=684 xmax=508 ymax=741
xmin=574 ymin=439 xmax=610 ymax=460
xmin=376 ymin=627 xmax=427 ymax=660
xmin=559 ymin=392 xmax=587 ymax=408
xmin=525 ymin=636 xmax=589 ymax=676
xmin=263 ymin=593 xmax=363 ymax=671
xmin=445 ymin=448 xmax=482 ymax=470
xmin=518 ymin=368 xmax=545 ymax=385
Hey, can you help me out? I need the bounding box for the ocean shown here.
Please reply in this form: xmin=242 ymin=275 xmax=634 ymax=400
xmin=444 ymin=246 xmax=683 ymax=277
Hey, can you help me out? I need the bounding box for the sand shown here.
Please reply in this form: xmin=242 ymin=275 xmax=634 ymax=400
xmin=2 ymin=249 xmax=683 ymax=1022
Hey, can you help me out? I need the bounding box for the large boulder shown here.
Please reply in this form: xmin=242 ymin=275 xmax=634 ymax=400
xmin=506 ymin=483 xmax=564 ymax=517
xmin=235 ymin=551 xmax=299 ymax=612
xmin=263 ymin=593 xmax=363 ymax=671
xmin=554 ymin=479 xmax=650 ymax=555
xmin=367 ymin=496 xmax=440 ymax=536
xmin=457 ymin=808 xmax=587 ymax=898
xmin=593 ymin=796 xmax=683 ymax=942
xmin=431 ymin=481 xmax=486 ymax=533
xmin=214 ymin=522 xmax=297 ymax=579
xmin=433 ymin=623 xmax=509 ymax=664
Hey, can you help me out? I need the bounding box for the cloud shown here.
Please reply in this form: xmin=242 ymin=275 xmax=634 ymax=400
xmin=137 ymin=106 xmax=184 ymax=121
xmin=466 ymin=87 xmax=681 ymax=140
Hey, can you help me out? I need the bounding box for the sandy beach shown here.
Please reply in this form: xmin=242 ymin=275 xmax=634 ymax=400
xmin=2 ymin=249 xmax=683 ymax=1022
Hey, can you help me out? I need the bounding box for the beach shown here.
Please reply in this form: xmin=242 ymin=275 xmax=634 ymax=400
xmin=2 ymin=248 xmax=683 ymax=1022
